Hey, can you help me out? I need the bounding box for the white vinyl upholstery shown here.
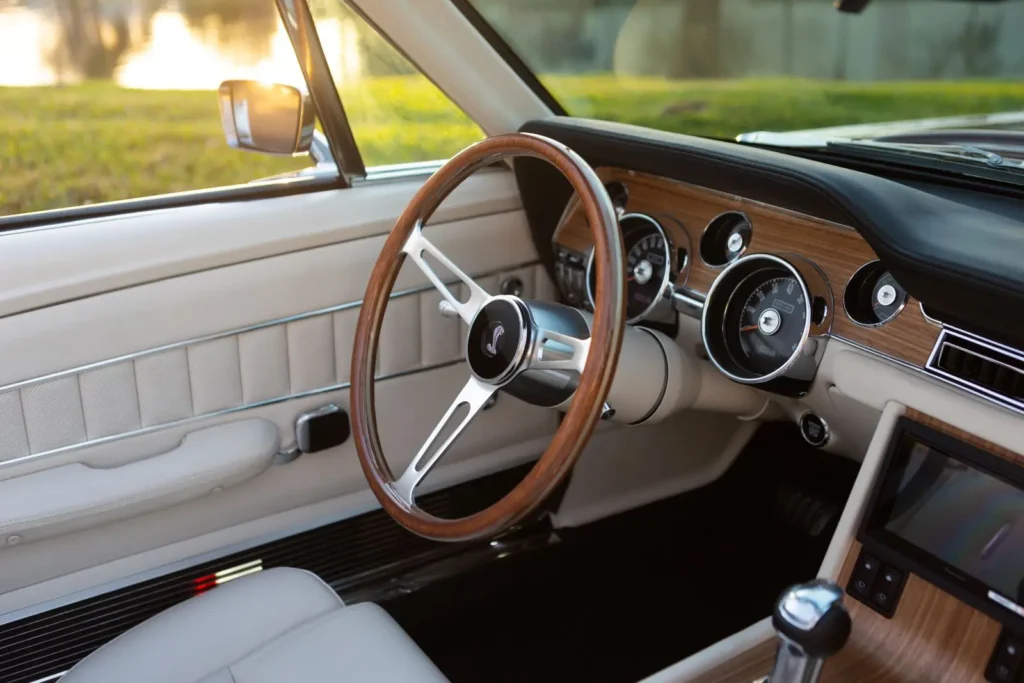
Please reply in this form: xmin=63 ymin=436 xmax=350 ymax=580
xmin=0 ymin=263 xmax=551 ymax=466
xmin=61 ymin=567 xmax=449 ymax=683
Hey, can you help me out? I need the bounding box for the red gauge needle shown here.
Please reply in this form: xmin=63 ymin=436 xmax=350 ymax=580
xmin=740 ymin=325 xmax=760 ymax=332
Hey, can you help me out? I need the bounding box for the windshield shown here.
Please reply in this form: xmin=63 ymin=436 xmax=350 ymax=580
xmin=467 ymin=0 xmax=1024 ymax=141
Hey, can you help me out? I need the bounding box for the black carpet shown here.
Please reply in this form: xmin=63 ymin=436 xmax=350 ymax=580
xmin=382 ymin=422 xmax=859 ymax=683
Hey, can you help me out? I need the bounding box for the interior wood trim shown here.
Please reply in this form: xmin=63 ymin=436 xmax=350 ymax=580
xmin=906 ymin=408 xmax=1024 ymax=467
xmin=553 ymin=167 xmax=940 ymax=367
xmin=684 ymin=409 xmax=1020 ymax=683
xmin=687 ymin=552 xmax=1004 ymax=683
xmin=819 ymin=540 xmax=1003 ymax=683
xmin=352 ymin=134 xmax=626 ymax=542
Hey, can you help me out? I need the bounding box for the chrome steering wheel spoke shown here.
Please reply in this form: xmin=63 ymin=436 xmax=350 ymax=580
xmin=394 ymin=376 xmax=497 ymax=505
xmin=403 ymin=221 xmax=491 ymax=324
xmin=531 ymin=327 xmax=590 ymax=373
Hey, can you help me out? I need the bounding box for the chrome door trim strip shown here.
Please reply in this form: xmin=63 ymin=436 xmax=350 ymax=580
xmin=0 ymin=260 xmax=539 ymax=395
xmin=0 ymin=360 xmax=465 ymax=472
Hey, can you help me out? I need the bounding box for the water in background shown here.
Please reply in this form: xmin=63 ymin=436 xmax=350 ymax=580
xmin=2 ymin=0 xmax=1021 ymax=89
xmin=0 ymin=0 xmax=357 ymax=88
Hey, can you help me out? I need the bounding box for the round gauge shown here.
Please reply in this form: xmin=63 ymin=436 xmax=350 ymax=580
xmin=844 ymin=261 xmax=908 ymax=326
xmin=587 ymin=214 xmax=672 ymax=323
xmin=870 ymin=272 xmax=905 ymax=324
xmin=730 ymin=275 xmax=808 ymax=376
xmin=702 ymin=254 xmax=814 ymax=384
xmin=700 ymin=212 xmax=752 ymax=266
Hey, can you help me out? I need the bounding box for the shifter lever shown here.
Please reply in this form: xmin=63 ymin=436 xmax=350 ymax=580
xmin=766 ymin=579 xmax=851 ymax=683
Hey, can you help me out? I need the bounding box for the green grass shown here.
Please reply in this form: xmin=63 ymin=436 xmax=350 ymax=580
xmin=3 ymin=76 xmax=1024 ymax=216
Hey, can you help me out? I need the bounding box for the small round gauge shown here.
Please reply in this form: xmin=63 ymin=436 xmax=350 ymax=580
xmin=700 ymin=212 xmax=752 ymax=266
xmin=587 ymin=214 xmax=672 ymax=323
xmin=845 ymin=261 xmax=908 ymax=326
xmin=703 ymin=254 xmax=816 ymax=384
xmin=870 ymin=272 xmax=905 ymax=323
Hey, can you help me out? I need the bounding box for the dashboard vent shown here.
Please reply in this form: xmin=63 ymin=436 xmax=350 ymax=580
xmin=926 ymin=328 xmax=1024 ymax=413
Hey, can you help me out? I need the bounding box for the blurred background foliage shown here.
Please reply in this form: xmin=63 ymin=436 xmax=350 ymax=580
xmin=1 ymin=0 xmax=1024 ymax=217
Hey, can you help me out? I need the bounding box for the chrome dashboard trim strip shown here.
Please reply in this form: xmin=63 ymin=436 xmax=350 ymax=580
xmin=0 ymin=361 xmax=465 ymax=472
xmin=829 ymin=334 xmax=925 ymax=375
xmin=918 ymin=300 xmax=944 ymax=327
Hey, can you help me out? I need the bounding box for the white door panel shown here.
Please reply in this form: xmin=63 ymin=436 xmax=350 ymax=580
xmin=0 ymin=169 xmax=520 ymax=320
xmin=0 ymin=169 xmax=559 ymax=602
xmin=0 ymin=363 xmax=556 ymax=601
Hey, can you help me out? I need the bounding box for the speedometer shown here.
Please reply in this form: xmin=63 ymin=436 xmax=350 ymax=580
xmin=734 ymin=275 xmax=808 ymax=376
xmin=702 ymin=253 xmax=833 ymax=394
xmin=587 ymin=214 xmax=673 ymax=323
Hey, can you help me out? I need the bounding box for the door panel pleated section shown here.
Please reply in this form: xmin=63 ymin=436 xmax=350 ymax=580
xmin=0 ymin=264 xmax=551 ymax=467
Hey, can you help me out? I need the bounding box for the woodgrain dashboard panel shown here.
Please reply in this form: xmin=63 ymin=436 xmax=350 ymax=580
xmin=553 ymin=167 xmax=940 ymax=367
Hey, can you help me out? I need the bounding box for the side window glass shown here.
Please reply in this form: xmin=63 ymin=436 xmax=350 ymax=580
xmin=0 ymin=2 xmax=318 ymax=218
xmin=311 ymin=3 xmax=485 ymax=168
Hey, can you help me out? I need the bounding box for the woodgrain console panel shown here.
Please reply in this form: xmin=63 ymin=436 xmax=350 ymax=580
xmin=553 ymin=168 xmax=940 ymax=367
xmin=686 ymin=410 xmax=1022 ymax=683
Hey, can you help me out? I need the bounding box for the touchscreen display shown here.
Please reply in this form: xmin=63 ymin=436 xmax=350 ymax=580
xmin=883 ymin=437 xmax=1024 ymax=604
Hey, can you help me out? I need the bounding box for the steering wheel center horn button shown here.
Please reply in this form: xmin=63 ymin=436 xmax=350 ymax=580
xmin=467 ymin=296 xmax=529 ymax=385
xmin=702 ymin=253 xmax=833 ymax=397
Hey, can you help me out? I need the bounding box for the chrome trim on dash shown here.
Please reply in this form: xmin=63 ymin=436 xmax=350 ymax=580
xmin=925 ymin=326 xmax=1024 ymax=416
xmin=918 ymin=301 xmax=945 ymax=327
xmin=671 ymin=287 xmax=706 ymax=320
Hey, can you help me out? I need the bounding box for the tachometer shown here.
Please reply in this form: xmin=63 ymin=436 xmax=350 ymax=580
xmin=587 ymin=214 xmax=673 ymax=323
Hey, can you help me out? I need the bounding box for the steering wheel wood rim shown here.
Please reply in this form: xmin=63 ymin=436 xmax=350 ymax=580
xmin=350 ymin=133 xmax=624 ymax=542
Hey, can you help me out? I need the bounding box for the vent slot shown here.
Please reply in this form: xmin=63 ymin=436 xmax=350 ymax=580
xmin=927 ymin=329 xmax=1024 ymax=412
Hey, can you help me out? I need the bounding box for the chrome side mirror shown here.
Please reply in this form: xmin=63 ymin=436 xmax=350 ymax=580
xmin=217 ymin=80 xmax=314 ymax=156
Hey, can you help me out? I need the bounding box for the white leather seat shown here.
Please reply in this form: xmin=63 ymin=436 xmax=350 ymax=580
xmin=61 ymin=567 xmax=449 ymax=683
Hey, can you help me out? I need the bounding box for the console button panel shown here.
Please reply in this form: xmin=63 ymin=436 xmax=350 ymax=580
xmin=846 ymin=548 xmax=907 ymax=618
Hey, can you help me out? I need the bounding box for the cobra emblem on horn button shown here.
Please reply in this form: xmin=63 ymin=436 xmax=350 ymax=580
xmin=483 ymin=321 xmax=505 ymax=358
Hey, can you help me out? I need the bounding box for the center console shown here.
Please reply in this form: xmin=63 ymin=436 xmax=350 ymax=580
xmin=651 ymin=407 xmax=1024 ymax=683
xmin=853 ymin=417 xmax=1024 ymax=634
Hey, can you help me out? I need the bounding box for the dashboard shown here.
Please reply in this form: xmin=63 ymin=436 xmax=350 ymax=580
xmin=514 ymin=118 xmax=1024 ymax=424
xmin=511 ymin=118 xmax=1024 ymax=683
xmin=550 ymin=167 xmax=938 ymax=389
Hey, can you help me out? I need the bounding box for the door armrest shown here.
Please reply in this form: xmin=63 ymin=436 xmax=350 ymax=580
xmin=0 ymin=419 xmax=279 ymax=545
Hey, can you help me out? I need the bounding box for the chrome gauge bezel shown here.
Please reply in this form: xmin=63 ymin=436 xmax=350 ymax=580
xmin=701 ymin=254 xmax=814 ymax=385
xmin=585 ymin=212 xmax=674 ymax=324
xmin=699 ymin=210 xmax=753 ymax=268
xmin=843 ymin=259 xmax=909 ymax=328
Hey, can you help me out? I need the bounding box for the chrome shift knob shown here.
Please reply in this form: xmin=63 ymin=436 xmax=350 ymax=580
xmin=767 ymin=580 xmax=851 ymax=683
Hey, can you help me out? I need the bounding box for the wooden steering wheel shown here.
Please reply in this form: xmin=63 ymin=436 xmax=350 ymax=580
xmin=350 ymin=133 xmax=625 ymax=542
